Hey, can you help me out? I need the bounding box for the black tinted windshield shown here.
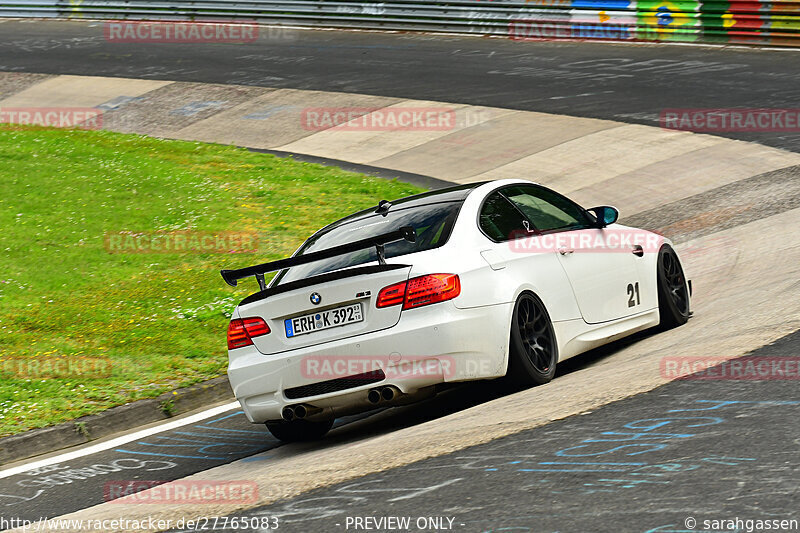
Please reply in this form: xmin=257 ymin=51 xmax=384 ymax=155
xmin=274 ymin=201 xmax=462 ymax=285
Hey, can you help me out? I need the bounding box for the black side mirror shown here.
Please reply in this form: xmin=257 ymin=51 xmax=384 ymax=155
xmin=588 ymin=206 xmax=619 ymax=228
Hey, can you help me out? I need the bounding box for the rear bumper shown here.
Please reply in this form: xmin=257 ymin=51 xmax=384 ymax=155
xmin=228 ymin=301 xmax=512 ymax=423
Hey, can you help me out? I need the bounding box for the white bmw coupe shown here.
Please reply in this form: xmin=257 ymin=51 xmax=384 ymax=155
xmin=221 ymin=179 xmax=691 ymax=441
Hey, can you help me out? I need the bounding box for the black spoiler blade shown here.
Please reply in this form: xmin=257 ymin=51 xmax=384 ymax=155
xmin=220 ymin=226 xmax=416 ymax=288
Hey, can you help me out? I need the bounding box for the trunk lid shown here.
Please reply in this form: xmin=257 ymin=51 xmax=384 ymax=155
xmin=236 ymin=264 xmax=411 ymax=355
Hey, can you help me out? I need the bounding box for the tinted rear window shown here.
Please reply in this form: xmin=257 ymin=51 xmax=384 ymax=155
xmin=274 ymin=201 xmax=462 ymax=285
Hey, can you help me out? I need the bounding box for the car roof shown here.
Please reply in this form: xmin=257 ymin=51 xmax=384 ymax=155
xmin=311 ymin=181 xmax=489 ymax=237
xmin=389 ymin=181 xmax=489 ymax=206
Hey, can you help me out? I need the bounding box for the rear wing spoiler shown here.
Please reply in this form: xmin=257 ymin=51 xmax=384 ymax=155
xmin=220 ymin=226 xmax=416 ymax=289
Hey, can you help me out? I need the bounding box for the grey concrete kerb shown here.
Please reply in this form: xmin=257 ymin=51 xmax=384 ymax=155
xmin=0 ymin=376 xmax=233 ymax=465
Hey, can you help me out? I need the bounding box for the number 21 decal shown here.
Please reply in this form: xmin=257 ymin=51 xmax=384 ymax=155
xmin=627 ymin=282 xmax=640 ymax=307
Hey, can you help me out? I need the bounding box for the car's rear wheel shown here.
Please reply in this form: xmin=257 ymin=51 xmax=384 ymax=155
xmin=657 ymin=244 xmax=690 ymax=329
xmin=507 ymin=292 xmax=557 ymax=386
xmin=266 ymin=418 xmax=333 ymax=442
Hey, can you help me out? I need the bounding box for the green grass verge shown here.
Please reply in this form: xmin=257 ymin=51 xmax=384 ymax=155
xmin=0 ymin=125 xmax=424 ymax=437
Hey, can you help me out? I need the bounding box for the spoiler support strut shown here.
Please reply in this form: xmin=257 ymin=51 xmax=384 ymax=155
xmin=375 ymin=244 xmax=386 ymax=266
xmin=220 ymin=226 xmax=416 ymax=288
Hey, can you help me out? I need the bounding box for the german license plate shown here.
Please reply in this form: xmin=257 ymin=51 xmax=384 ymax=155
xmin=284 ymin=303 xmax=363 ymax=338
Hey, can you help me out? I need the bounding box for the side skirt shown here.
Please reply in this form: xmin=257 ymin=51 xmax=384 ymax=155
xmin=554 ymin=308 xmax=660 ymax=362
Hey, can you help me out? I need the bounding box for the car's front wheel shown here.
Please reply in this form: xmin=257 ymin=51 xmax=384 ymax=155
xmin=506 ymin=292 xmax=558 ymax=386
xmin=266 ymin=418 xmax=333 ymax=442
xmin=656 ymin=244 xmax=690 ymax=329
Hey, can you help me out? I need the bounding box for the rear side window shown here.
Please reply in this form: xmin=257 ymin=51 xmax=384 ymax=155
xmin=478 ymin=192 xmax=528 ymax=242
xmin=274 ymin=202 xmax=462 ymax=285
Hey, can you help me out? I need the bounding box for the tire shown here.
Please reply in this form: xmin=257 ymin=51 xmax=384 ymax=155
xmin=266 ymin=418 xmax=333 ymax=443
xmin=656 ymin=244 xmax=690 ymax=329
xmin=506 ymin=292 xmax=558 ymax=387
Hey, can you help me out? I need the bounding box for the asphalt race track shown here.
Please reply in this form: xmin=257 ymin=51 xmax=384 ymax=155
xmin=1 ymin=20 xmax=800 ymax=152
xmin=0 ymin=386 xmax=496 ymax=521
xmin=221 ymin=330 xmax=800 ymax=533
xmin=1 ymin=18 xmax=799 ymax=533
xmin=0 ymin=408 xmax=275 ymax=520
xmin=0 ymin=361 xmax=605 ymax=522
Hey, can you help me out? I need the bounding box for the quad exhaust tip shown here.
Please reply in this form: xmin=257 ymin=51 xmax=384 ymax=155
xmin=282 ymin=403 xmax=318 ymax=421
xmin=368 ymin=386 xmax=397 ymax=404
xmin=367 ymin=389 xmax=381 ymax=404
xmin=285 ymin=387 xmax=398 ymax=420
xmin=381 ymin=386 xmax=395 ymax=401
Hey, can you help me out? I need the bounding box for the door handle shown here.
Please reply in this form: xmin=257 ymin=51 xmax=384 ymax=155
xmin=632 ymin=245 xmax=644 ymax=257
xmin=558 ymin=248 xmax=574 ymax=255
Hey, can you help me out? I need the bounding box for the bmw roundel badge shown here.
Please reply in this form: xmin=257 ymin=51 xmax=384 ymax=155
xmin=310 ymin=292 xmax=322 ymax=305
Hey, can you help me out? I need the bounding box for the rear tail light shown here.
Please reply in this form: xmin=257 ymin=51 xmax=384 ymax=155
xmin=405 ymin=274 xmax=461 ymax=309
xmin=376 ymin=281 xmax=407 ymax=308
xmin=376 ymin=274 xmax=461 ymax=310
xmin=227 ymin=317 xmax=270 ymax=349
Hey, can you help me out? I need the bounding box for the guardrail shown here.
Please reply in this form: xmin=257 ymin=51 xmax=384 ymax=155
xmin=1 ymin=0 xmax=799 ymax=46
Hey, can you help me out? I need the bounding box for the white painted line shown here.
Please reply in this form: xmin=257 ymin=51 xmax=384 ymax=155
xmin=0 ymin=401 xmax=240 ymax=479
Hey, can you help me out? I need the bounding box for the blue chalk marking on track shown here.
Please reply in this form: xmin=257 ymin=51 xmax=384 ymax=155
xmin=204 ymin=411 xmax=246 ymax=424
xmin=193 ymin=425 xmax=266 ymax=435
xmin=540 ymin=462 xmax=647 ymax=465
xmin=668 ymin=400 xmax=800 ymax=412
xmin=518 ymin=468 xmax=633 ymax=472
xmin=113 ymin=449 xmax=227 ymax=460
xmin=96 ymin=95 xmax=143 ymax=111
xmin=243 ymin=105 xmax=299 ymax=120
xmin=170 ymin=101 xmax=227 ymax=117
xmin=172 ymin=431 xmax=266 ymax=442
